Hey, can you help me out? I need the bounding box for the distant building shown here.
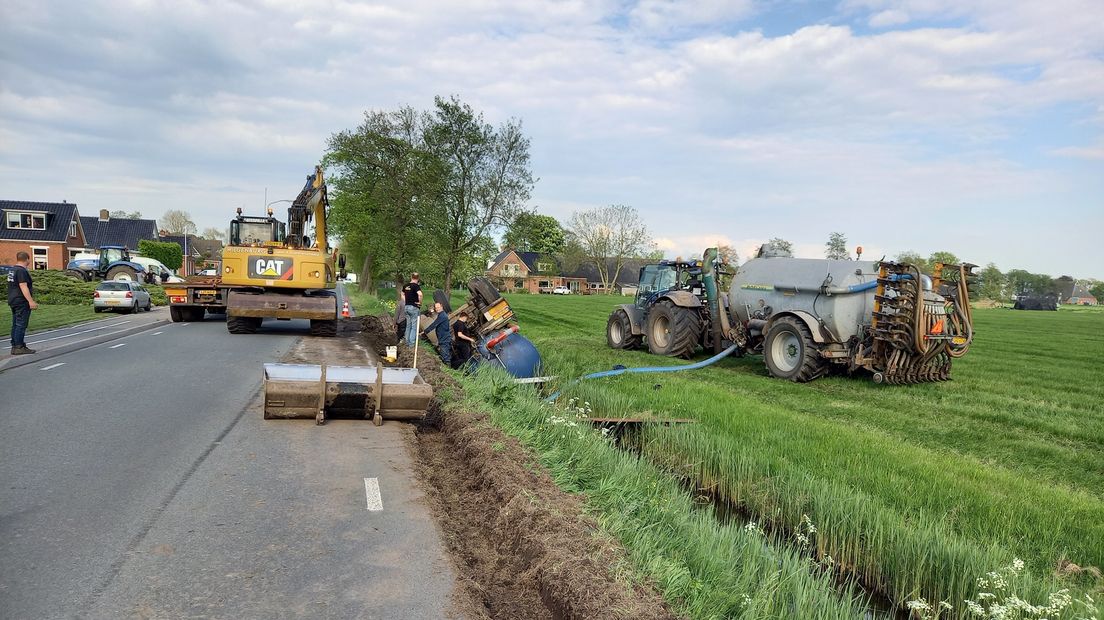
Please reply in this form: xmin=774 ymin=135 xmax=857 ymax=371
xmin=1065 ymin=285 xmax=1098 ymax=306
xmin=0 ymin=200 xmax=86 ymax=269
xmin=158 ymin=232 xmax=223 ymax=276
xmin=485 ymin=249 xmax=642 ymax=295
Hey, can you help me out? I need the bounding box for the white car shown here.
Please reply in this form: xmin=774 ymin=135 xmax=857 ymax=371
xmin=197 ymin=268 xmax=218 ymax=276
xmin=94 ymin=281 xmax=152 ymax=314
xmin=552 ymin=286 xmax=572 ymax=295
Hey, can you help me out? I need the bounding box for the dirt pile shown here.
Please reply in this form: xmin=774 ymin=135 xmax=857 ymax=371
xmin=355 ymin=318 xmax=675 ymax=620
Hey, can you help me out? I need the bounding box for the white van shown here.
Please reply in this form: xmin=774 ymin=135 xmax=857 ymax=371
xmin=130 ymin=256 xmax=185 ymax=283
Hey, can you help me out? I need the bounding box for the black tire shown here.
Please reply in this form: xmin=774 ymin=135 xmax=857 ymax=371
xmin=646 ymin=300 xmax=701 ymax=359
xmin=144 ymin=299 xmax=152 ymax=312
xmin=227 ymin=316 xmax=258 ymax=334
xmin=120 ymin=301 xmax=137 ymax=314
xmin=469 ymin=277 xmax=501 ymax=306
xmin=105 ymin=265 xmax=139 ymax=281
xmin=433 ymin=289 xmax=452 ymax=314
xmin=170 ymin=306 xmax=183 ymax=322
xmin=66 ymin=268 xmax=89 ymax=282
xmin=94 ymin=307 xmax=104 ymax=313
xmin=310 ymin=319 xmax=338 ymax=337
xmin=607 ymin=309 xmax=641 ymax=350
xmin=763 ymin=317 xmax=825 ymax=382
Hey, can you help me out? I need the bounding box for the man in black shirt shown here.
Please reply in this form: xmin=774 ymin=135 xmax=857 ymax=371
xmin=451 ymin=312 xmax=477 ymax=369
xmin=401 ymin=273 xmax=422 ymax=346
xmin=7 ymin=251 xmax=38 ymax=355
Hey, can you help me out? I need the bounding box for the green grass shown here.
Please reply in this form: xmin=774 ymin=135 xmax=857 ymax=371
xmin=452 ymin=293 xmax=1103 ymax=618
xmin=0 ymin=304 xmax=101 ymax=337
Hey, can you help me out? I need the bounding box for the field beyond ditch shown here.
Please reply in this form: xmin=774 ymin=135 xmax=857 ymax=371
xmin=454 ymin=293 xmax=1103 ymax=618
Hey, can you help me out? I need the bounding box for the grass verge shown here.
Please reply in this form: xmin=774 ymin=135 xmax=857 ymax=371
xmin=0 ymin=305 xmax=100 ymax=337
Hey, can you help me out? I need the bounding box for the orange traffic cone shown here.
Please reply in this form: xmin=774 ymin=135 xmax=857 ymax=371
xmin=341 ymin=300 xmax=351 ymax=318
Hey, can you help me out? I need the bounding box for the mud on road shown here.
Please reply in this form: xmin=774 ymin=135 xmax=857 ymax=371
xmin=293 ymin=316 xmax=676 ymax=619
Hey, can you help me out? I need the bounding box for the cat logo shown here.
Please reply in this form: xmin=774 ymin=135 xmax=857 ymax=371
xmin=249 ymin=256 xmax=293 ymax=280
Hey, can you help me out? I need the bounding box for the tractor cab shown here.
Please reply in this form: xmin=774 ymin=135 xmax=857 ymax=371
xmin=99 ymin=246 xmax=131 ymax=271
xmin=634 ymin=259 xmax=704 ymax=308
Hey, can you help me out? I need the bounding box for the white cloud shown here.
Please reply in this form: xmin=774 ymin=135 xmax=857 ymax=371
xmin=868 ymin=9 xmax=909 ymax=28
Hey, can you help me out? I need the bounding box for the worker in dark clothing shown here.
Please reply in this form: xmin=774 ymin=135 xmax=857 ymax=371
xmin=421 ymin=301 xmax=452 ymax=367
xmin=451 ymin=313 xmax=477 ymax=369
xmin=7 ymin=251 xmax=38 ymax=355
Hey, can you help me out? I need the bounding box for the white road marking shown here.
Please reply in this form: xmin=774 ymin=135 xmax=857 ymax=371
xmin=0 ymin=317 xmax=120 ymax=344
xmin=109 ymin=343 xmax=127 ymax=349
xmin=40 ymin=363 xmax=65 ymax=371
xmin=364 ymin=478 xmax=383 ymax=511
xmin=23 ymin=320 xmax=132 ymax=346
xmin=151 ymin=331 xmax=163 ymax=335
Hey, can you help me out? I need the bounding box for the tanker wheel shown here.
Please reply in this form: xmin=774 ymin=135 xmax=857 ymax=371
xmin=227 ymin=316 xmax=258 ymax=334
xmin=469 ymin=277 xmax=501 ymax=306
xmin=106 ymin=265 xmax=138 ymax=281
xmin=646 ymin=300 xmax=700 ymax=359
xmin=310 ymin=319 xmax=338 ymax=337
xmin=607 ymin=309 xmax=641 ymax=350
xmin=764 ymin=317 xmax=825 ymax=382
xmin=170 ymin=306 xmax=183 ymax=322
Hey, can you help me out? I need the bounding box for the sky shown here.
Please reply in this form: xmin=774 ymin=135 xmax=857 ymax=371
xmin=1 ymin=0 xmax=1102 ymax=277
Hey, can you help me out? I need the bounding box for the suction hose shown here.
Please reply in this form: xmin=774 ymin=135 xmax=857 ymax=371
xmin=545 ymin=344 xmax=739 ymax=403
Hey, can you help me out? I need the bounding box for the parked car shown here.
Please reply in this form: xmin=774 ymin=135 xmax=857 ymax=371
xmin=552 ymin=285 xmax=572 ymax=295
xmin=197 ymin=268 xmax=218 ymax=276
xmin=94 ymin=281 xmax=152 ymax=314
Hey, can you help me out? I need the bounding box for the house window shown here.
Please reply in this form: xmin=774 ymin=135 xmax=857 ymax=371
xmin=31 ymin=247 xmax=49 ymax=270
xmin=69 ymin=249 xmax=82 ymax=260
xmin=69 ymin=221 xmax=77 ymax=238
xmin=537 ymin=262 xmax=553 ymax=272
xmin=503 ymin=263 xmax=521 ymax=276
xmin=6 ymin=211 xmax=47 ymax=230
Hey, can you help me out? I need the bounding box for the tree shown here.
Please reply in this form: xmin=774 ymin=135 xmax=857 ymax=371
xmin=200 ymin=227 xmax=225 ymax=242
xmin=503 ymin=212 xmax=565 ymax=255
xmin=716 ymin=244 xmax=739 ymax=266
xmin=824 ymin=232 xmax=849 ymax=260
xmin=1053 ymin=275 xmax=1075 ymax=301
xmin=895 ymin=251 xmax=930 ymax=274
xmin=568 ymin=204 xmax=652 ymax=294
xmin=766 ymin=237 xmax=793 ymax=255
xmin=1090 ymin=282 xmax=1104 ymax=302
xmin=160 ymin=210 xmax=197 ymax=235
xmin=974 ymin=263 xmax=1006 ymax=301
xmin=325 ymin=105 xmax=443 ymax=292
xmin=928 ymin=251 xmax=959 ymax=267
xmin=424 ymin=95 xmax=535 ymax=295
xmin=138 ymin=239 xmax=183 ymax=271
xmin=110 ymin=210 xmax=143 ymax=219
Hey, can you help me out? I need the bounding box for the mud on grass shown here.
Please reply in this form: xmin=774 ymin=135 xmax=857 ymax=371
xmin=361 ymin=314 xmax=675 ymax=620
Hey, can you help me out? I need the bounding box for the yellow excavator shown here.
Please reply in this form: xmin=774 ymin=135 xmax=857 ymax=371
xmin=220 ymin=166 xmax=345 ymax=336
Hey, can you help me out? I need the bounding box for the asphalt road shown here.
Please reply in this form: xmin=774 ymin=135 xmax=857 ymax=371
xmin=0 ymin=313 xmax=457 ymax=619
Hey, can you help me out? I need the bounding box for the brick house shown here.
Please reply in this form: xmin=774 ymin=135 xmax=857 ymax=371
xmin=76 ymin=209 xmax=159 ymax=256
xmin=1065 ymin=285 xmax=1098 ymax=306
xmin=564 ymin=258 xmax=645 ymax=295
xmin=486 ymin=250 xmax=588 ymax=293
xmin=0 ymin=200 xmax=87 ymax=270
xmin=158 ymin=232 xmax=223 ymax=276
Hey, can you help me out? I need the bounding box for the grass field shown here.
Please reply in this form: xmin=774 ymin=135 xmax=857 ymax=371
xmin=446 ymin=293 xmax=1103 ymax=618
xmin=0 ymin=304 xmax=101 ymax=337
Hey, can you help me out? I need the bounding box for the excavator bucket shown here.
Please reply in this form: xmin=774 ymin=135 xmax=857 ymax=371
xmin=262 ymin=363 xmax=433 ymax=425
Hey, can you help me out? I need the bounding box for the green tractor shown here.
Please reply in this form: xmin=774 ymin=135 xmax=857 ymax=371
xmin=606 ymin=257 xmax=728 ymax=358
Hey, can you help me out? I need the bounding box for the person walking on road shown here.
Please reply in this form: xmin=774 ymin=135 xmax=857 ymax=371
xmin=402 ymin=273 xmax=422 ymax=346
xmin=421 ymin=301 xmax=452 ymax=367
xmin=7 ymin=251 xmax=38 ymax=355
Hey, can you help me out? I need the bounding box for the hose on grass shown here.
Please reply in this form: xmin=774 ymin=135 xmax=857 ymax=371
xmin=545 ymin=344 xmax=740 ymax=403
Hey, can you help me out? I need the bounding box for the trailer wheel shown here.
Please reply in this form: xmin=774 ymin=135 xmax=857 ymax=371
xmin=227 ymin=316 xmax=258 ymax=334
xmin=764 ymin=317 xmax=825 ymax=382
xmin=607 ymin=309 xmax=641 ymax=350
xmin=106 ymin=265 xmax=138 ymax=281
xmin=170 ymin=306 xmax=183 ymax=322
xmin=310 ymin=319 xmax=338 ymax=337
xmin=646 ymin=300 xmax=700 ymax=359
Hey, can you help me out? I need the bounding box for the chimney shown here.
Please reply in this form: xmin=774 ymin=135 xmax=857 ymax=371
xmin=99 ymin=209 xmax=110 ymax=221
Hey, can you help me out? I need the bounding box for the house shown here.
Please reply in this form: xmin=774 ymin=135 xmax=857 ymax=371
xmin=158 ymin=232 xmax=224 ymax=276
xmin=1065 ymin=285 xmax=1098 ymax=306
xmin=0 ymin=200 xmax=87 ymax=270
xmin=486 ymin=250 xmax=588 ymax=294
xmin=485 ymin=249 xmax=643 ymax=295
xmin=76 ymin=210 xmax=159 ymax=257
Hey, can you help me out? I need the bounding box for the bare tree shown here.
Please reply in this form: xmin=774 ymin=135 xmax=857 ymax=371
xmin=200 ymin=227 xmax=225 ymax=242
xmin=716 ymin=244 xmax=739 ymax=266
xmin=160 ymin=210 xmax=197 ymax=235
xmin=568 ymin=204 xmax=652 ymax=294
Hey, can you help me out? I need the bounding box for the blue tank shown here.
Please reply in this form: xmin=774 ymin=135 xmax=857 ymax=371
xmin=476 ymin=331 xmax=541 ymax=378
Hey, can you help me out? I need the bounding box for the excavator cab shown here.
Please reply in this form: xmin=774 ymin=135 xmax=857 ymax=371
xmin=229 ymin=216 xmax=284 ymax=246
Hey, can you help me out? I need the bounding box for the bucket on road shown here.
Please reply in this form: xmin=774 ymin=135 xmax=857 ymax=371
xmin=262 ymin=363 xmax=433 ymax=425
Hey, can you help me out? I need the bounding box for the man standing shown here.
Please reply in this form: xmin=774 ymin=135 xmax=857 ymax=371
xmin=421 ymin=301 xmax=452 ymax=367
xmin=401 ymin=273 xmax=422 ymax=346
xmin=7 ymin=251 xmax=38 ymax=355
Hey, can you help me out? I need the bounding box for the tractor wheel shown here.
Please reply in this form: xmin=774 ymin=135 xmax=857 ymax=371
xmin=170 ymin=306 xmax=183 ymax=322
xmin=763 ymin=317 xmax=825 ymax=382
xmin=227 ymin=316 xmax=258 ymax=334
xmin=469 ymin=277 xmax=501 ymax=307
xmin=106 ymin=265 xmax=138 ymax=281
xmin=646 ymin=300 xmax=701 ymax=359
xmin=310 ymin=319 xmax=338 ymax=337
xmin=65 ymin=268 xmax=89 ymax=282
xmin=607 ymin=309 xmax=641 ymax=350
